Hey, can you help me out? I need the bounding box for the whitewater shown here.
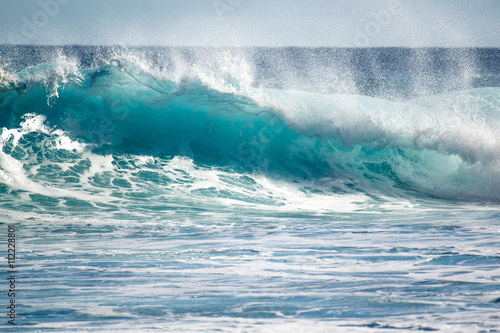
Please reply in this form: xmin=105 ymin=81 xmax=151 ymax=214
xmin=0 ymin=46 xmax=499 ymax=332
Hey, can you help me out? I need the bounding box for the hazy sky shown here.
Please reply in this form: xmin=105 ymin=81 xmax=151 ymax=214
xmin=0 ymin=0 xmax=499 ymax=47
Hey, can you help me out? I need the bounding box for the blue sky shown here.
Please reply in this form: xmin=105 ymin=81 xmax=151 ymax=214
xmin=0 ymin=0 xmax=499 ymax=47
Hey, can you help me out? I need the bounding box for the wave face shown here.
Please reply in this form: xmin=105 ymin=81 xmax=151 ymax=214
xmin=1 ymin=46 xmax=500 ymax=207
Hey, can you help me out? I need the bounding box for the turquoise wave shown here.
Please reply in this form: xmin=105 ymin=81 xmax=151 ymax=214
xmin=1 ymin=57 xmax=500 ymax=203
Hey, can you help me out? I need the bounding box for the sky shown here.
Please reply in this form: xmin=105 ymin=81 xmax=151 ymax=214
xmin=0 ymin=0 xmax=499 ymax=47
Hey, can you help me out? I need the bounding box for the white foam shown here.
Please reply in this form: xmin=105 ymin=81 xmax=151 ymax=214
xmin=0 ymin=66 xmax=16 ymax=90
xmin=0 ymin=115 xmax=113 ymax=203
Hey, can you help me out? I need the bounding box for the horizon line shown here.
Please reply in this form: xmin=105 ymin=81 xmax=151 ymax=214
xmin=1 ymin=44 xmax=499 ymax=49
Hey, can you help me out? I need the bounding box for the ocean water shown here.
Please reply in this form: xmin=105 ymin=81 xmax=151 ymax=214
xmin=0 ymin=46 xmax=500 ymax=332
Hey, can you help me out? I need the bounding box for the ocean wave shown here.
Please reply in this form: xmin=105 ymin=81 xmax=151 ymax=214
xmin=1 ymin=47 xmax=500 ymax=203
